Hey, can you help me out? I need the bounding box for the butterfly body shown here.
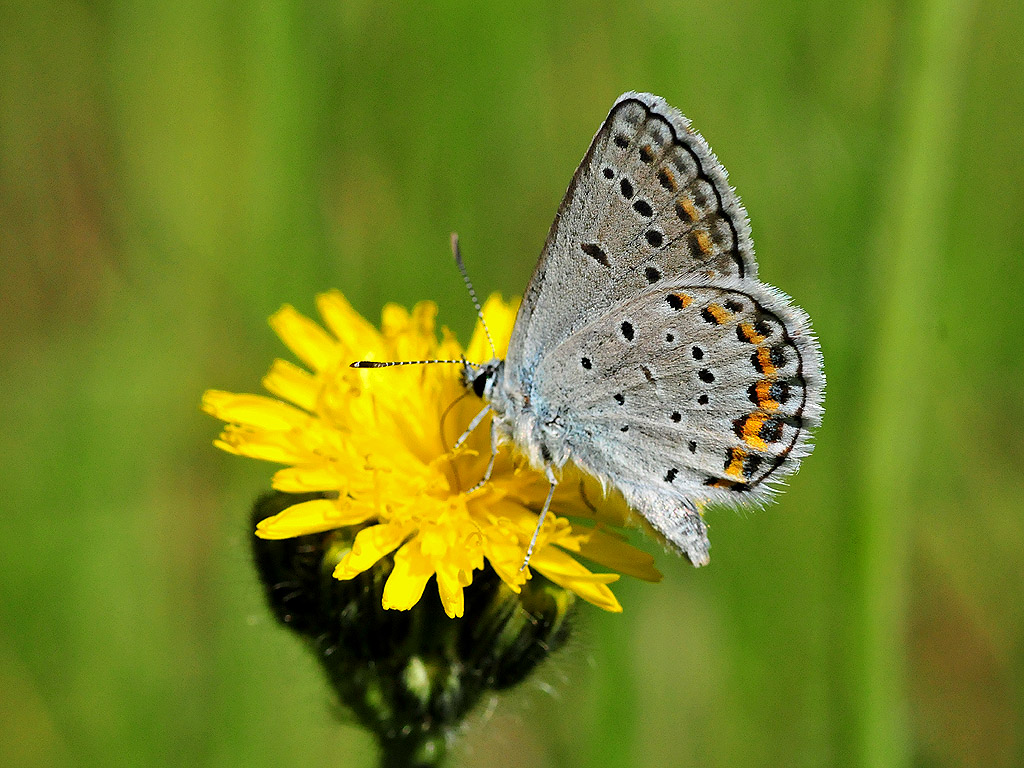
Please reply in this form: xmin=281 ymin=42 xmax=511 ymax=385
xmin=469 ymin=92 xmax=824 ymax=566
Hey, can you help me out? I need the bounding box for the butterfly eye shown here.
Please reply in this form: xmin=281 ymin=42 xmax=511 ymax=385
xmin=472 ymin=369 xmax=491 ymax=398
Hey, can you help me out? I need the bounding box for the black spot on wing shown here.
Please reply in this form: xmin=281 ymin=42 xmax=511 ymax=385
xmin=581 ymin=242 xmax=609 ymax=266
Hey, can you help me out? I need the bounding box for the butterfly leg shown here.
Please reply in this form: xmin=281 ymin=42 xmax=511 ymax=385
xmin=465 ymin=421 xmax=499 ymax=494
xmin=520 ymin=465 xmax=558 ymax=571
xmin=452 ymin=404 xmax=491 ymax=451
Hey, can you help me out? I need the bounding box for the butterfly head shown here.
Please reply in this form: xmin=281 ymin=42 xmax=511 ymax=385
xmin=464 ymin=358 xmax=504 ymax=400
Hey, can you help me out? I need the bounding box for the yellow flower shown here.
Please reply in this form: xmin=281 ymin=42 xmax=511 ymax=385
xmin=202 ymin=290 xmax=661 ymax=618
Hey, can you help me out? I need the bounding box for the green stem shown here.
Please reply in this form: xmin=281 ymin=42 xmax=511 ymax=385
xmin=854 ymin=0 xmax=974 ymax=765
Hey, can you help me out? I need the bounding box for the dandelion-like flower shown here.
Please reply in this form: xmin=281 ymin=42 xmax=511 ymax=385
xmin=202 ymin=290 xmax=660 ymax=618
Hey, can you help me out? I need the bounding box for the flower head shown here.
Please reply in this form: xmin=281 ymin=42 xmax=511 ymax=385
xmin=202 ymin=290 xmax=660 ymax=618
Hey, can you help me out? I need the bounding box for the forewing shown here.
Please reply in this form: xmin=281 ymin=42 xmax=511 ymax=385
xmin=507 ymin=92 xmax=756 ymax=376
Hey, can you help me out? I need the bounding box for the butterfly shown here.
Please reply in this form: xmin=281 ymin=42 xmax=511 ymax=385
xmin=362 ymin=92 xmax=824 ymax=567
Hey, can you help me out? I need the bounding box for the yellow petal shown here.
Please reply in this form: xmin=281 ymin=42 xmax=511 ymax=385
xmin=270 ymin=305 xmax=339 ymax=372
xmin=435 ymin=562 xmax=466 ymax=619
xmin=262 ymin=359 xmax=319 ymax=412
xmin=560 ymin=580 xmax=622 ymax=613
xmin=380 ymin=303 xmax=411 ymax=337
xmin=202 ymin=391 xmax=310 ymax=431
xmin=569 ymin=527 xmax=662 ymax=583
xmin=316 ymin=290 xmax=382 ymax=353
xmin=381 ymin=540 xmax=435 ymax=611
xmin=530 ymin=546 xmax=623 ymax=612
xmin=410 ymin=301 xmax=439 ymax=338
xmin=334 ymin=522 xmax=411 ymax=579
xmin=271 ymin=463 xmax=347 ymax=493
xmin=482 ymin=533 xmax=528 ymax=593
xmin=213 ymin=427 xmax=311 ymax=464
xmin=255 ymin=498 xmax=371 ymax=539
xmin=418 ymin=523 xmax=450 ymax=559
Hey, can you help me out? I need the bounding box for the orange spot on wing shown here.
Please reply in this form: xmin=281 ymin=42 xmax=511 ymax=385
xmin=755 ymin=347 xmax=777 ymax=377
xmin=736 ymin=413 xmax=770 ymax=452
xmin=680 ymin=197 xmax=698 ymax=222
xmin=705 ymin=477 xmax=750 ymax=491
xmin=725 ymin=447 xmax=748 ymax=479
xmin=695 ymin=230 xmax=714 ymax=255
xmin=738 ymin=322 xmax=767 ymax=344
xmin=705 ymin=303 xmax=731 ymax=324
xmin=674 ymin=293 xmax=692 ymax=307
xmin=754 ymin=379 xmax=780 ymax=412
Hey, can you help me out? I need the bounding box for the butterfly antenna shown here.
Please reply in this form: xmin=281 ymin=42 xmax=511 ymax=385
xmin=350 ymin=359 xmax=467 ymax=368
xmin=451 ymin=232 xmax=497 ymax=358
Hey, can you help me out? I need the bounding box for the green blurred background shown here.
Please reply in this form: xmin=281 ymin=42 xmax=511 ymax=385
xmin=3 ymin=0 xmax=1022 ymax=766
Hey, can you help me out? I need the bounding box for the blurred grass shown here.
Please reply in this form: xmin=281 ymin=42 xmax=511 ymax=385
xmin=2 ymin=1 xmax=1023 ymax=766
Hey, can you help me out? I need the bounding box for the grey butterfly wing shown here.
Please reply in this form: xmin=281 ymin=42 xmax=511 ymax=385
xmin=531 ymin=278 xmax=824 ymax=563
xmin=506 ymin=92 xmax=756 ymax=377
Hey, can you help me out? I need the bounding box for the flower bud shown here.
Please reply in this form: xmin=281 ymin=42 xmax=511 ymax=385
xmin=251 ymin=492 xmax=577 ymax=767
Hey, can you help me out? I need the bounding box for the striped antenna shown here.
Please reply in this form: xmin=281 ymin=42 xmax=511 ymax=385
xmin=350 ymin=359 xmax=467 ymax=369
xmin=451 ymin=232 xmax=497 ymax=358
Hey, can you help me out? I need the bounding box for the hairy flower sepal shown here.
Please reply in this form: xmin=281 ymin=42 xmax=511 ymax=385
xmin=253 ymin=492 xmax=577 ymax=768
xmin=203 ymin=291 xmax=660 ymax=619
